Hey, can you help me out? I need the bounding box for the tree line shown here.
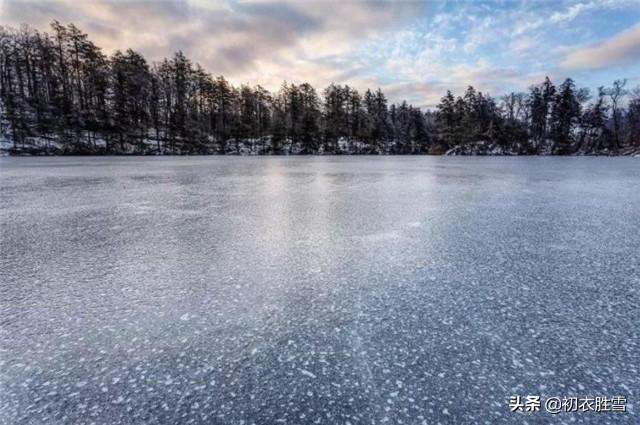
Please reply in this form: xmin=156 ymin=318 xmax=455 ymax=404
xmin=1 ymin=22 xmax=638 ymax=155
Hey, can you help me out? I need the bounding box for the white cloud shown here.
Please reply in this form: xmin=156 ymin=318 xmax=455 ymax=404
xmin=511 ymin=36 xmax=537 ymax=53
xmin=514 ymin=0 xmax=636 ymax=35
xmin=550 ymin=2 xmax=594 ymax=23
xmin=1 ymin=0 xmax=638 ymax=106
xmin=0 ymin=0 xmax=422 ymax=92
xmin=561 ymin=22 xmax=640 ymax=69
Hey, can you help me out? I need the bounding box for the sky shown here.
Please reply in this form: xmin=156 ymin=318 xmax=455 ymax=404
xmin=2 ymin=0 xmax=640 ymax=107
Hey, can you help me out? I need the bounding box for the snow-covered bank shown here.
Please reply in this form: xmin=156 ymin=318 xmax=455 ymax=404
xmin=3 ymin=136 xmax=640 ymax=156
xmin=444 ymin=140 xmax=640 ymax=156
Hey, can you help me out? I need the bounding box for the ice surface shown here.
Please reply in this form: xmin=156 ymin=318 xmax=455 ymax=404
xmin=0 ymin=156 xmax=638 ymax=424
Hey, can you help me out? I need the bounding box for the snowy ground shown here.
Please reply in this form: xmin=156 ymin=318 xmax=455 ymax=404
xmin=0 ymin=156 xmax=638 ymax=424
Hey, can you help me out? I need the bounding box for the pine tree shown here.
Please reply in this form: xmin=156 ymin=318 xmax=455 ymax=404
xmin=0 ymin=21 xmax=634 ymax=156
xmin=436 ymin=90 xmax=456 ymax=149
xmin=551 ymin=78 xmax=581 ymax=154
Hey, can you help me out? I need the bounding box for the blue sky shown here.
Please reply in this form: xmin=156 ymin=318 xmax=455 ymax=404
xmin=2 ymin=0 xmax=639 ymax=107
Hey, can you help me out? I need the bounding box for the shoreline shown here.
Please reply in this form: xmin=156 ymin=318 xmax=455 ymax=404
xmin=3 ymin=137 xmax=639 ymax=158
xmin=3 ymin=150 xmax=640 ymax=157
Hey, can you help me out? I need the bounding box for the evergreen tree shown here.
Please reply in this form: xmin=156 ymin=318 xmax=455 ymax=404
xmin=551 ymin=78 xmax=581 ymax=154
xmin=0 ymin=22 xmax=635 ymax=156
xmin=436 ymin=90 xmax=456 ymax=149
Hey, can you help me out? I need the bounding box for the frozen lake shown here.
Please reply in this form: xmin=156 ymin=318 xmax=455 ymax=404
xmin=1 ymin=156 xmax=638 ymax=424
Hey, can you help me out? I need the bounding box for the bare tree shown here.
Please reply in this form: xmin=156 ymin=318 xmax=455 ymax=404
xmin=604 ymin=79 xmax=627 ymax=151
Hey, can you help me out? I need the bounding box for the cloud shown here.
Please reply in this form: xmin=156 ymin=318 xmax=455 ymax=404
xmin=382 ymin=81 xmax=440 ymax=108
xmin=561 ymin=23 xmax=640 ymax=69
xmin=511 ymin=36 xmax=536 ymax=53
xmin=550 ymin=1 xmax=595 ymax=24
xmin=1 ymin=0 xmax=638 ymax=106
xmin=513 ymin=0 xmax=635 ymax=36
xmin=0 ymin=0 xmax=423 ymax=97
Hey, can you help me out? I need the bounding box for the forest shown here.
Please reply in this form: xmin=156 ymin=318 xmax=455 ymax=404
xmin=1 ymin=22 xmax=639 ymax=156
